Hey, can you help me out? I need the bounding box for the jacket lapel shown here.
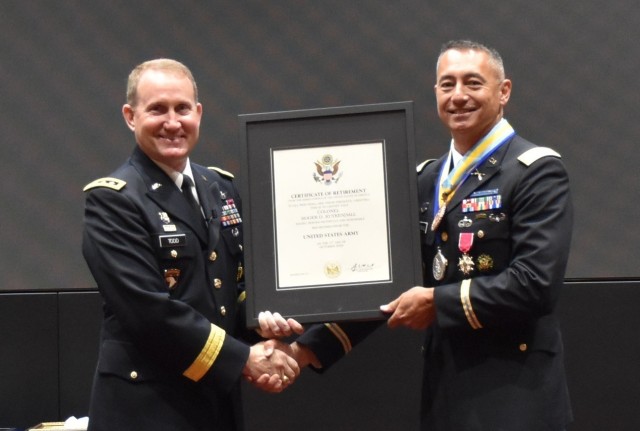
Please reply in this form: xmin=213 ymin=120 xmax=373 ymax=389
xmin=192 ymin=166 xmax=221 ymax=248
xmin=445 ymin=142 xmax=509 ymax=214
xmin=130 ymin=149 xmax=208 ymax=244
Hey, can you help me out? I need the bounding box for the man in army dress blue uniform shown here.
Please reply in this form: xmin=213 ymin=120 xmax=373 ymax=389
xmin=288 ymin=40 xmax=574 ymax=431
xmin=82 ymin=59 xmax=298 ymax=431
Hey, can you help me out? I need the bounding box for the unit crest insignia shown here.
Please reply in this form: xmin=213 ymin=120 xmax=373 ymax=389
xmin=477 ymin=254 xmax=494 ymax=272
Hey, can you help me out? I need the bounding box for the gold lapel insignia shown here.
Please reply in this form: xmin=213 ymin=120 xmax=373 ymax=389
xmin=477 ymin=254 xmax=494 ymax=272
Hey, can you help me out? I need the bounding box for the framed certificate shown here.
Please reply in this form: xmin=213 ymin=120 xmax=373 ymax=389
xmin=238 ymin=102 xmax=421 ymax=325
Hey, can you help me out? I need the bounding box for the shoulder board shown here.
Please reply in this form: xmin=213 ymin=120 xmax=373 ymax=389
xmin=416 ymin=159 xmax=436 ymax=173
xmin=208 ymin=166 xmax=234 ymax=179
xmin=83 ymin=177 xmax=126 ymax=192
xmin=518 ymin=147 xmax=561 ymax=166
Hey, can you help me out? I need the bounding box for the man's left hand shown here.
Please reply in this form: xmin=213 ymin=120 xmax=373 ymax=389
xmin=380 ymin=286 xmax=436 ymax=330
xmin=256 ymin=311 xmax=304 ymax=339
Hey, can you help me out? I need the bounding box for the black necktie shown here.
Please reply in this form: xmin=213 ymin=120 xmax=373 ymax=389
xmin=181 ymin=175 xmax=207 ymax=230
xmin=181 ymin=175 xmax=200 ymax=212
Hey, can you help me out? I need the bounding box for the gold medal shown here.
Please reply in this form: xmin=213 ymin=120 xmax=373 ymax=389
xmin=432 ymin=247 xmax=448 ymax=281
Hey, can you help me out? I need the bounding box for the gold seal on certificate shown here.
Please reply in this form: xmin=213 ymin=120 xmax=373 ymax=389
xmin=324 ymin=262 xmax=342 ymax=278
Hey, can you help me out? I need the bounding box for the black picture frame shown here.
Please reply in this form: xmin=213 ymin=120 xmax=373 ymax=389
xmin=238 ymin=102 xmax=422 ymax=326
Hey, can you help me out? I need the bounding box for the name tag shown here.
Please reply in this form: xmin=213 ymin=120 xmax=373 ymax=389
xmin=159 ymin=234 xmax=186 ymax=248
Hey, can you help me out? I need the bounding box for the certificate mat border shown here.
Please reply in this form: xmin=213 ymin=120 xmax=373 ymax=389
xmin=238 ymin=102 xmax=421 ymax=326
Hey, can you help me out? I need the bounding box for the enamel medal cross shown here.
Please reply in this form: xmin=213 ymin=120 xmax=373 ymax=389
xmin=458 ymin=232 xmax=475 ymax=275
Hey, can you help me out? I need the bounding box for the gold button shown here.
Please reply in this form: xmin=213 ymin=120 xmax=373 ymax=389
xmin=209 ymin=251 xmax=217 ymax=262
xmin=130 ymin=371 xmax=138 ymax=380
xmin=519 ymin=343 xmax=527 ymax=352
xmin=220 ymin=306 xmax=227 ymax=316
xmin=170 ymin=250 xmax=178 ymax=258
xmin=477 ymin=230 xmax=485 ymax=239
xmin=441 ymin=232 xmax=448 ymax=242
xmin=237 ymin=265 xmax=244 ymax=282
xmin=214 ymin=278 xmax=222 ymax=289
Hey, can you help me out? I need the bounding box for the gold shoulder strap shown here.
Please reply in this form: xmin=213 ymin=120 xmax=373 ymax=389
xmin=208 ymin=166 xmax=235 ymax=179
xmin=83 ymin=177 xmax=126 ymax=192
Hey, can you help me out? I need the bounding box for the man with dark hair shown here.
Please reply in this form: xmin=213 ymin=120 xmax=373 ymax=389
xmin=285 ymin=40 xmax=574 ymax=430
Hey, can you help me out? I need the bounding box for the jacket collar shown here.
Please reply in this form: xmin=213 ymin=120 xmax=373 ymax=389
xmin=440 ymin=136 xmax=513 ymax=215
xmin=130 ymin=147 xmax=209 ymax=243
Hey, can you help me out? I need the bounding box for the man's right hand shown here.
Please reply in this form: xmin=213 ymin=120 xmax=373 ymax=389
xmin=243 ymin=340 xmax=300 ymax=393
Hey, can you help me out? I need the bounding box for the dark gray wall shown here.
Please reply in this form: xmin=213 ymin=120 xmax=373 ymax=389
xmin=1 ymin=0 xmax=639 ymax=292
xmin=1 ymin=2 xmax=638 ymax=428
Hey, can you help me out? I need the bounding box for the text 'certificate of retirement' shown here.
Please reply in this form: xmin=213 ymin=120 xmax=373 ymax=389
xmin=271 ymin=141 xmax=391 ymax=290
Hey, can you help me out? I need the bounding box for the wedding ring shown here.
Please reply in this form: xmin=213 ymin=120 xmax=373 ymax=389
xmin=282 ymin=375 xmax=290 ymax=383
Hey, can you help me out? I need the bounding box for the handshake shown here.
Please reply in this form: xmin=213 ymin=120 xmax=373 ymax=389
xmin=240 ymin=286 xmax=435 ymax=393
xmin=242 ymin=311 xmax=317 ymax=393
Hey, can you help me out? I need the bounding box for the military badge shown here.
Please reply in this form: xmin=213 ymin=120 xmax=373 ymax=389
xmin=158 ymin=212 xmax=171 ymax=224
xmin=458 ymin=233 xmax=475 ymax=275
xmin=221 ymin=199 xmax=242 ymax=227
xmin=489 ymin=212 xmax=506 ymax=222
xmin=462 ymin=194 xmax=502 ymax=213
xmin=470 ymin=169 xmax=485 ymax=181
xmin=164 ymin=268 xmax=180 ymax=290
xmin=432 ymin=247 xmax=448 ymax=281
xmin=159 ymin=212 xmax=176 ymax=231
xmin=477 ymin=254 xmax=494 ymax=272
xmin=158 ymin=211 xmax=178 ymax=232
xmin=458 ymin=254 xmax=475 ymax=275
xmin=470 ymin=188 xmax=499 ymax=198
xmin=458 ymin=216 xmax=473 ymax=228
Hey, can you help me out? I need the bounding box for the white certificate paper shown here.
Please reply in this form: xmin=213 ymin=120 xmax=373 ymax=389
xmin=272 ymin=142 xmax=391 ymax=289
